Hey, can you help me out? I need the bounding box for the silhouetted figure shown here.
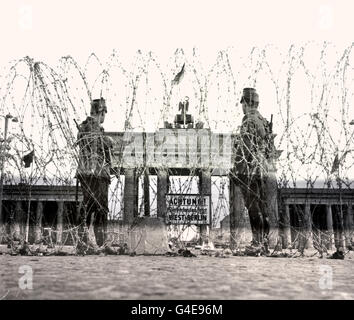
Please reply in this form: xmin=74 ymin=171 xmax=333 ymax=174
xmin=233 ymin=88 xmax=273 ymax=252
xmin=76 ymin=98 xmax=113 ymax=247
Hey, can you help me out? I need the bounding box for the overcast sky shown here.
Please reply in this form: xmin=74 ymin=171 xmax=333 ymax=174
xmin=0 ymin=0 xmax=353 ymax=65
xmin=1 ymin=0 xmax=354 ymax=189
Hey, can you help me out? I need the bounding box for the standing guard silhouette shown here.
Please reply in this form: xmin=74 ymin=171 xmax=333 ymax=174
xmin=232 ymin=88 xmax=273 ymax=253
xmin=76 ymin=98 xmax=113 ymax=247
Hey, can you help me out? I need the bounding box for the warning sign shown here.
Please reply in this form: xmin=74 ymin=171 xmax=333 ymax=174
xmin=166 ymin=194 xmax=210 ymax=225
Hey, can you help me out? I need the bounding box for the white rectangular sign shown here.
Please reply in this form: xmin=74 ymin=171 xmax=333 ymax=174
xmin=166 ymin=194 xmax=211 ymax=225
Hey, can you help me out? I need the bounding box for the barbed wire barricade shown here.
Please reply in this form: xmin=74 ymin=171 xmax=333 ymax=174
xmin=0 ymin=42 xmax=353 ymax=255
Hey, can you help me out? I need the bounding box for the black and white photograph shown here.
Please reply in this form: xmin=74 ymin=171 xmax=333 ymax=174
xmin=0 ymin=0 xmax=354 ymax=310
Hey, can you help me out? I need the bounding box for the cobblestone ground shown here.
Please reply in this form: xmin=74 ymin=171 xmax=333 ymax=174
xmin=1 ymin=252 xmax=354 ymax=300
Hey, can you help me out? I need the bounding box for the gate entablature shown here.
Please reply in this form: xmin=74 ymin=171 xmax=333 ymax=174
xmin=106 ymin=129 xmax=235 ymax=176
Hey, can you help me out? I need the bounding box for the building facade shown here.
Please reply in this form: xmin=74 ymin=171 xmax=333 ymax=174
xmin=2 ymin=184 xmax=353 ymax=249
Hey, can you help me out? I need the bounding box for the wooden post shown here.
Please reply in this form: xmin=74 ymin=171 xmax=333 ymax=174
xmin=56 ymin=201 xmax=64 ymax=245
xmin=326 ymin=204 xmax=334 ymax=250
xmin=123 ymin=169 xmax=139 ymax=224
xmin=199 ymin=170 xmax=211 ymax=245
xmin=229 ymin=177 xmax=245 ymax=250
xmin=34 ymin=201 xmax=43 ymax=244
xmin=157 ymin=169 xmax=168 ymax=220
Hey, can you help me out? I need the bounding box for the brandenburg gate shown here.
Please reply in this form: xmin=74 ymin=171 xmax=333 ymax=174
xmin=107 ymin=99 xmax=234 ymax=243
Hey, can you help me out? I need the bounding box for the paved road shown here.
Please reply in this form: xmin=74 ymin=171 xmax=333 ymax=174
xmin=1 ymin=252 xmax=354 ymax=300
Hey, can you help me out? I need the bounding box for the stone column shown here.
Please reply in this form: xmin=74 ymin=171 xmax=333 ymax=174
xmin=280 ymin=203 xmax=292 ymax=249
xmin=34 ymin=201 xmax=43 ymax=244
xmin=143 ymin=170 xmax=150 ymax=217
xmin=333 ymin=205 xmax=345 ymax=251
xmin=0 ymin=201 xmax=4 ymax=240
xmin=157 ymin=170 xmax=169 ymax=220
xmin=349 ymin=204 xmax=354 ymax=245
xmin=264 ymin=166 xmax=279 ymax=248
xmin=326 ymin=204 xmax=334 ymax=250
xmin=123 ymin=169 xmax=139 ymax=225
xmin=11 ymin=201 xmax=22 ymax=241
xmin=303 ymin=202 xmax=313 ymax=249
xmin=56 ymin=201 xmax=64 ymax=245
xmin=199 ymin=170 xmax=211 ymax=245
xmin=229 ymin=177 xmax=245 ymax=249
xmin=344 ymin=204 xmax=353 ymax=249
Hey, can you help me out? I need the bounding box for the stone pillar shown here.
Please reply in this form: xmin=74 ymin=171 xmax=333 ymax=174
xmin=280 ymin=203 xmax=292 ymax=249
xmin=56 ymin=201 xmax=64 ymax=245
xmin=303 ymin=202 xmax=313 ymax=249
xmin=199 ymin=170 xmax=211 ymax=245
xmin=344 ymin=204 xmax=353 ymax=249
xmin=34 ymin=201 xmax=43 ymax=244
xmin=326 ymin=204 xmax=334 ymax=250
xmin=0 ymin=202 xmax=4 ymax=240
xmin=157 ymin=170 xmax=169 ymax=220
xmin=123 ymin=169 xmax=139 ymax=225
xmin=143 ymin=170 xmax=150 ymax=217
xmin=349 ymin=204 xmax=354 ymax=245
xmin=264 ymin=167 xmax=279 ymax=248
xmin=333 ymin=205 xmax=345 ymax=251
xmin=11 ymin=201 xmax=22 ymax=241
xmin=229 ymin=178 xmax=245 ymax=249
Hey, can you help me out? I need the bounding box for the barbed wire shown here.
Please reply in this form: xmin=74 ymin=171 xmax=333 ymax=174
xmin=1 ymin=43 xmax=353 ymax=245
